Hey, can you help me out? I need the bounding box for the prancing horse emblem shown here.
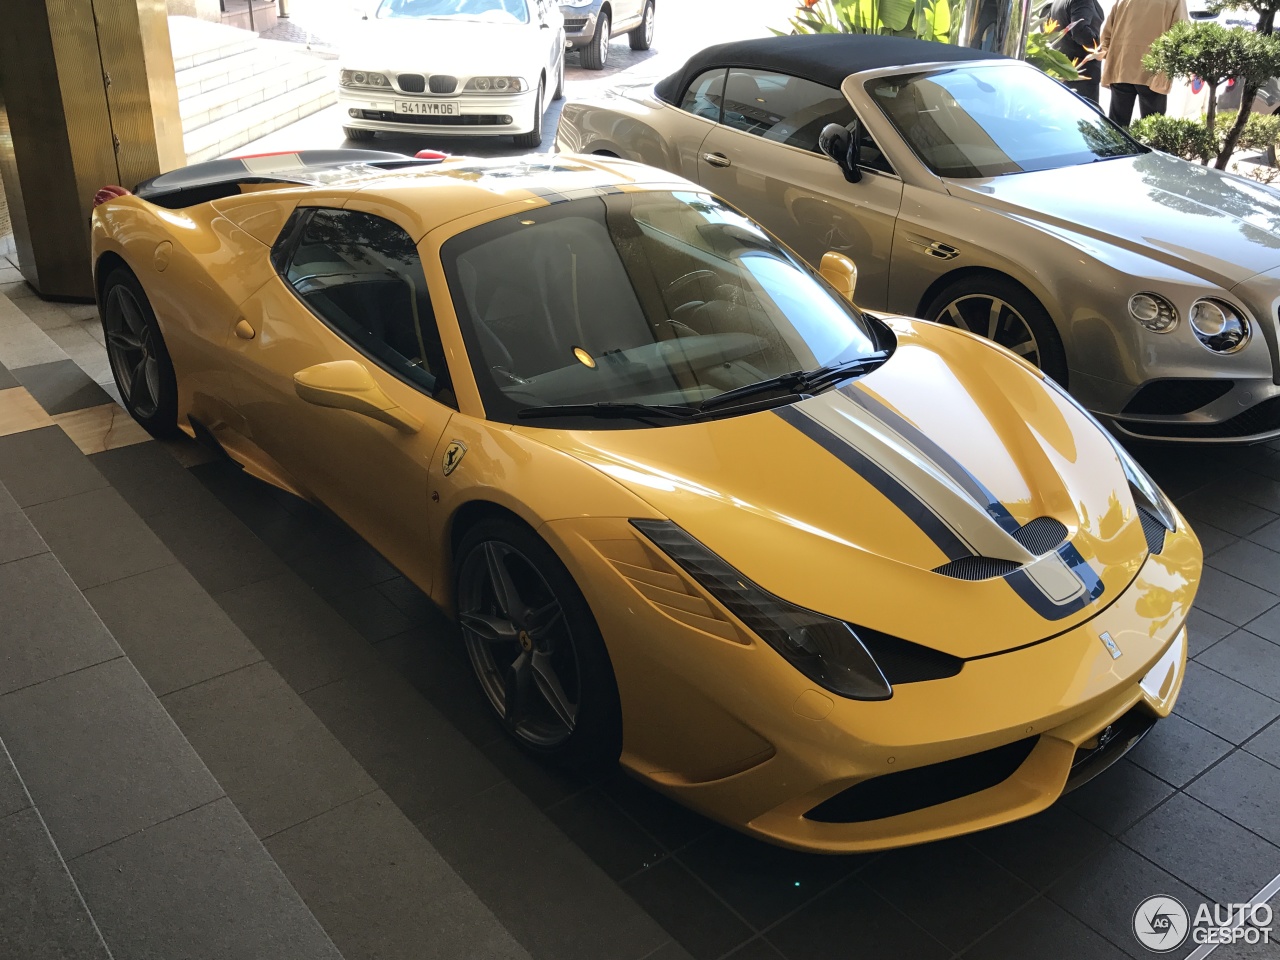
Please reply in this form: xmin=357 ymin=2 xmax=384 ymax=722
xmin=1099 ymin=631 xmax=1122 ymax=660
xmin=442 ymin=440 xmax=467 ymax=476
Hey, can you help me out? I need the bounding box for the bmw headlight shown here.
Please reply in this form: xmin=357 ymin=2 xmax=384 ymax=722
xmin=631 ymin=520 xmax=893 ymax=700
xmin=1189 ymin=298 xmax=1249 ymax=353
xmin=340 ymin=70 xmax=389 ymax=87
xmin=464 ymin=76 xmax=528 ymax=93
xmin=1128 ymin=292 xmax=1178 ymax=333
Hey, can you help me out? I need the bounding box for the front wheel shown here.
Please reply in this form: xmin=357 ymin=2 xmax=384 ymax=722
xmin=924 ymin=275 xmax=1068 ymax=384
xmin=512 ymin=78 xmax=544 ymax=149
xmin=100 ymin=267 xmax=180 ymax=437
xmin=581 ymin=11 xmax=610 ymax=69
xmin=629 ymin=0 xmax=654 ymax=51
xmin=455 ymin=518 xmax=621 ymax=766
xmin=343 ymin=126 xmax=376 ymax=141
xmin=552 ymin=50 xmax=565 ymax=100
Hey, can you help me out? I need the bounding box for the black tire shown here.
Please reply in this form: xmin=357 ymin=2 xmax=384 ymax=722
xmin=512 ymin=79 xmax=544 ymax=149
xmin=923 ymin=274 xmax=1068 ymax=385
xmin=581 ymin=10 xmax=610 ymax=70
xmin=100 ymin=267 xmax=181 ymax=438
xmin=454 ymin=517 xmax=622 ymax=767
xmin=552 ymin=50 xmax=566 ymax=100
xmin=343 ymin=126 xmax=376 ymax=141
xmin=628 ymin=0 xmax=654 ymax=51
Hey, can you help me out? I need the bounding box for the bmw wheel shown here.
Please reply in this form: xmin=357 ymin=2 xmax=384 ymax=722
xmin=455 ymin=518 xmax=621 ymax=765
xmin=100 ymin=267 xmax=180 ymax=437
xmin=553 ymin=49 xmax=566 ymax=100
xmin=581 ymin=10 xmax=610 ymax=70
xmin=629 ymin=0 xmax=654 ymax=51
xmin=512 ymin=78 xmax=544 ymax=149
xmin=925 ymin=275 xmax=1068 ymax=384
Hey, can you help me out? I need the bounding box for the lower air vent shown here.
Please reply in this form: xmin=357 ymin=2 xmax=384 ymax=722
xmin=805 ymin=736 xmax=1039 ymax=823
xmin=429 ymin=74 xmax=457 ymax=94
xmin=1138 ymin=505 xmax=1168 ymax=555
xmin=1123 ymin=379 xmax=1234 ymax=415
xmin=1011 ymin=516 xmax=1068 ymax=555
xmin=1123 ymin=396 xmax=1280 ymax=439
xmin=397 ymin=73 xmax=426 ymax=93
xmin=933 ymin=556 xmax=1019 ymax=580
xmin=857 ymin=626 xmax=963 ymax=684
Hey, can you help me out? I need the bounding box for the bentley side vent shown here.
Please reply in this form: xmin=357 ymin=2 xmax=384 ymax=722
xmin=1137 ymin=504 xmax=1168 ymax=555
xmin=1011 ymin=516 xmax=1069 ymax=555
xmin=923 ymin=241 xmax=959 ymax=260
xmin=933 ymin=556 xmax=1019 ymax=580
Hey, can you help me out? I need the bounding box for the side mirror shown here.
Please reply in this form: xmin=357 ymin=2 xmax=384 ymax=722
xmin=294 ymin=360 xmax=421 ymax=433
xmin=819 ymin=251 xmax=858 ymax=303
xmin=818 ymin=122 xmax=862 ymax=184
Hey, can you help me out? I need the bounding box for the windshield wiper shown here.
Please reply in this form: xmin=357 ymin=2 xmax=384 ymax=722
xmin=517 ymin=401 xmax=701 ymax=422
xmin=697 ymin=353 xmax=889 ymax=414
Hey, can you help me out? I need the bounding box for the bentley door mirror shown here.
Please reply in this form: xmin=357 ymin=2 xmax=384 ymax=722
xmin=294 ymin=360 xmax=422 ymax=433
xmin=819 ymin=251 xmax=858 ymax=303
xmin=818 ymin=122 xmax=862 ymax=184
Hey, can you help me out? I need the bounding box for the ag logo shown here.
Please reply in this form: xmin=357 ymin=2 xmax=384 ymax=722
xmin=1100 ymin=631 xmax=1122 ymax=660
xmin=442 ymin=440 xmax=467 ymax=476
xmin=1133 ymin=895 xmax=1190 ymax=952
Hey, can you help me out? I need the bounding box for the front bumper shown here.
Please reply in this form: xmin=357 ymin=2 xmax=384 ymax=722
xmin=1106 ymin=376 xmax=1280 ymax=443
xmin=544 ymin=516 xmax=1198 ymax=853
xmin=562 ymin=11 xmax=600 ymax=47
xmin=338 ymin=87 xmax=538 ymax=137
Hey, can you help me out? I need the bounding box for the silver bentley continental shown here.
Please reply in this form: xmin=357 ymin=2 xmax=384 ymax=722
xmin=555 ymin=34 xmax=1280 ymax=442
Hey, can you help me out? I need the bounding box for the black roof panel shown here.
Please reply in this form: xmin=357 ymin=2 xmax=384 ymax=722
xmin=653 ymin=34 xmax=1001 ymax=105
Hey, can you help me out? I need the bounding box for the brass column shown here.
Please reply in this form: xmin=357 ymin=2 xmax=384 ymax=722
xmin=0 ymin=0 xmax=182 ymax=300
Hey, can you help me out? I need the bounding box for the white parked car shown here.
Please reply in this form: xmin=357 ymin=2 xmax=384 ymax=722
xmin=339 ymin=0 xmax=566 ymax=148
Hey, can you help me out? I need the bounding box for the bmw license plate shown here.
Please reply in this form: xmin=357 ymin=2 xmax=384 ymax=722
xmin=395 ymin=100 xmax=460 ymax=116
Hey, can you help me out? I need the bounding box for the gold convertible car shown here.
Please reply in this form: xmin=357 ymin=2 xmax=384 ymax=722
xmin=91 ymin=150 xmax=1200 ymax=852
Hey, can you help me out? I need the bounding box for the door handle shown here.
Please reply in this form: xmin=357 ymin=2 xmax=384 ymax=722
xmin=702 ymin=152 xmax=732 ymax=168
xmin=234 ymin=319 xmax=256 ymax=340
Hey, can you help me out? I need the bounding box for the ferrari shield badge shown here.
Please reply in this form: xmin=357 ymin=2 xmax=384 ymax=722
xmin=442 ymin=440 xmax=467 ymax=476
xmin=1099 ymin=631 xmax=1122 ymax=660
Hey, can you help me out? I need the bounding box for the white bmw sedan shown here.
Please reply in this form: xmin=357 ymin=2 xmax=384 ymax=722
xmin=339 ymin=0 xmax=565 ymax=148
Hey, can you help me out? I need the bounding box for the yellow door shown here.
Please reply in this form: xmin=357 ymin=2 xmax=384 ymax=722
xmin=228 ymin=206 xmax=457 ymax=591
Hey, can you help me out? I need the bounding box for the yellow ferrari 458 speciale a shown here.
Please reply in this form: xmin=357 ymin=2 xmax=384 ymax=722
xmin=90 ymin=149 xmax=1201 ymax=853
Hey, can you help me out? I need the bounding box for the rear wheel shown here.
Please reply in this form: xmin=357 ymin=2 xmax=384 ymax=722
xmin=455 ymin=518 xmax=621 ymax=766
xmin=629 ymin=0 xmax=654 ymax=51
xmin=581 ymin=10 xmax=610 ymax=69
xmin=924 ymin=275 xmax=1068 ymax=384
xmin=512 ymin=78 xmax=544 ymax=149
xmin=100 ymin=267 xmax=180 ymax=438
xmin=343 ymin=126 xmax=376 ymax=141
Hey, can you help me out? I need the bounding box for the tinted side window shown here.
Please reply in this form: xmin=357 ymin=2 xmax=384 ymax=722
xmin=679 ymin=68 xmax=727 ymax=121
xmin=284 ymin=209 xmax=454 ymax=405
xmin=720 ymin=69 xmax=894 ymax=175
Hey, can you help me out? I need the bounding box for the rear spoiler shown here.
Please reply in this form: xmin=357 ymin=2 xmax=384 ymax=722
xmin=127 ymin=148 xmax=448 ymax=209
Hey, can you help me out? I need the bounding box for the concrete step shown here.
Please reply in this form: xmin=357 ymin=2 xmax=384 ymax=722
xmin=168 ymin=15 xmax=259 ymax=72
xmin=180 ymin=56 xmax=332 ymax=131
xmin=175 ymin=48 xmax=280 ymax=101
xmin=184 ymin=73 xmax=337 ymax=162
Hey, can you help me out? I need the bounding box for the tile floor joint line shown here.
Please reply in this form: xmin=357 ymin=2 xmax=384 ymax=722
xmin=62 ymin=794 xmax=228 ymax=865
xmin=256 ymin=785 xmax=384 ymax=843
xmin=0 ymin=653 xmax=127 ymax=698
xmin=1184 ymin=870 xmax=1280 ymax=960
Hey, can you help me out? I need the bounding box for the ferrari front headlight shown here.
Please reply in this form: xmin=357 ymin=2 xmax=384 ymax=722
xmin=631 ymin=520 xmax=893 ymax=701
xmin=464 ymin=76 xmax=528 ymax=93
xmin=1113 ymin=439 xmax=1176 ymax=533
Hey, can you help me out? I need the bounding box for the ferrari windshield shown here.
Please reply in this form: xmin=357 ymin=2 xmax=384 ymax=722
xmin=867 ymin=64 xmax=1144 ymax=178
xmin=442 ymin=191 xmax=889 ymax=426
xmin=375 ymin=0 xmax=529 ymax=22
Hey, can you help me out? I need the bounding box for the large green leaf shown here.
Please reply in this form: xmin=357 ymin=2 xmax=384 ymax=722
xmin=878 ymin=0 xmax=917 ymax=31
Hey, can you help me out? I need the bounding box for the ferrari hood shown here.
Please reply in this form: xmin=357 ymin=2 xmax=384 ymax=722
xmin=947 ymin=152 xmax=1280 ymax=288
xmin=523 ymin=322 xmax=1157 ymax=659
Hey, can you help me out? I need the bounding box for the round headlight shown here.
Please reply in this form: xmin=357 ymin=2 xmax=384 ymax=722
xmin=352 ymin=72 xmax=366 ymax=84
xmin=475 ymin=77 xmax=491 ymax=90
xmin=495 ymin=77 xmax=509 ymax=90
xmin=1189 ymin=298 xmax=1249 ymax=353
xmin=369 ymin=73 xmax=387 ymax=86
xmin=1128 ymin=292 xmax=1178 ymax=333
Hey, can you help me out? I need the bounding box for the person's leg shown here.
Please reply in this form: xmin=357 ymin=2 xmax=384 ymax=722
xmin=1108 ymin=83 xmax=1137 ymax=125
xmin=1137 ymin=84 xmax=1169 ymax=117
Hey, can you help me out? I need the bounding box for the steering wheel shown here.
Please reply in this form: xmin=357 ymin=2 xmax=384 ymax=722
xmin=664 ymin=269 xmax=717 ymax=299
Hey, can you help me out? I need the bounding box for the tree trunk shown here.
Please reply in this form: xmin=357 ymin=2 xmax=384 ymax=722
xmin=1215 ymin=85 xmax=1258 ymax=169
xmin=1205 ymin=80 xmax=1218 ymax=140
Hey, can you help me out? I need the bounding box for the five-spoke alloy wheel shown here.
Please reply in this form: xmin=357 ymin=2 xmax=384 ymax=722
xmin=455 ymin=518 xmax=620 ymax=763
xmin=100 ymin=267 xmax=180 ymax=436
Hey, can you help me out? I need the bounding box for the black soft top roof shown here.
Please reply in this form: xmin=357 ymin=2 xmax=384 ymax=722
xmin=653 ymin=34 xmax=1001 ymax=105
